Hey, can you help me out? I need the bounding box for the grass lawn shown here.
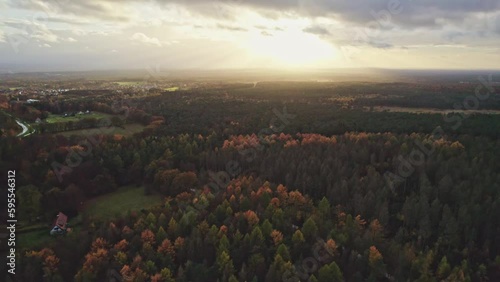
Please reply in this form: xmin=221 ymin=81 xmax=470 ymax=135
xmin=54 ymin=123 xmax=146 ymax=137
xmin=83 ymin=186 xmax=163 ymax=220
xmin=164 ymin=86 xmax=179 ymax=91
xmin=17 ymin=228 xmax=51 ymax=250
xmin=17 ymin=216 xmax=83 ymax=251
xmin=45 ymin=112 xmax=111 ymax=123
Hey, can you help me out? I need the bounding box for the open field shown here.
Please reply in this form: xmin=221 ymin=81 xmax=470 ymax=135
xmin=53 ymin=123 xmax=145 ymax=137
xmin=83 ymin=186 xmax=163 ymax=220
xmin=165 ymin=86 xmax=179 ymax=91
xmin=45 ymin=112 xmax=111 ymax=123
xmin=368 ymin=106 xmax=500 ymax=115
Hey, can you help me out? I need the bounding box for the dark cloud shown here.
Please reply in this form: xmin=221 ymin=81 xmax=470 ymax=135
xmin=303 ymin=25 xmax=330 ymax=35
xmin=492 ymin=14 xmax=500 ymax=34
xmin=8 ymin=0 xmax=500 ymax=31
xmin=157 ymin=0 xmax=500 ymax=29
xmin=444 ymin=31 xmax=465 ymax=41
xmin=367 ymin=41 xmax=393 ymax=49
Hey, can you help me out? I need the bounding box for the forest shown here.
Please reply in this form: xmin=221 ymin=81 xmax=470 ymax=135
xmin=1 ymin=79 xmax=500 ymax=281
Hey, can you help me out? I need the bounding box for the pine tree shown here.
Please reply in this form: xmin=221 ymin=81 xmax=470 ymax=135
xmin=302 ymin=217 xmax=318 ymax=242
xmin=261 ymin=219 xmax=273 ymax=236
xmin=276 ymin=244 xmax=291 ymax=262
xmin=157 ymin=227 xmax=167 ymax=243
xmin=436 ymin=256 xmax=451 ymax=279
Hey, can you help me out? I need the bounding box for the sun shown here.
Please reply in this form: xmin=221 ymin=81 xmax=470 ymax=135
xmin=247 ymin=29 xmax=337 ymax=68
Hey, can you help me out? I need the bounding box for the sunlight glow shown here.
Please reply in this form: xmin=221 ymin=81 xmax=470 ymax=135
xmin=247 ymin=29 xmax=338 ymax=68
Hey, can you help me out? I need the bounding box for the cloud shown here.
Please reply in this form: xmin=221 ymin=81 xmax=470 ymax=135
xmin=8 ymin=0 xmax=500 ymax=31
xmin=255 ymin=25 xmax=284 ymax=32
xmin=485 ymin=12 xmax=500 ymax=34
xmin=261 ymin=30 xmax=272 ymax=36
xmin=3 ymin=20 xmax=59 ymax=43
xmin=443 ymin=31 xmax=465 ymax=41
xmin=130 ymin=33 xmax=162 ymax=46
xmin=2 ymin=0 xmax=499 ymax=70
xmin=8 ymin=0 xmax=131 ymax=22
xmin=303 ymin=25 xmax=330 ymax=35
xmin=367 ymin=41 xmax=393 ymax=49
xmin=46 ymin=17 xmax=90 ymax=25
xmin=216 ymin=24 xmax=248 ymax=32
xmin=156 ymin=0 xmax=500 ymax=30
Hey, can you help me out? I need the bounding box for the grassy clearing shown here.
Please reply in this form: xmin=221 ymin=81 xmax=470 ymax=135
xmin=17 ymin=216 xmax=83 ymax=250
xmin=164 ymin=86 xmax=179 ymax=91
xmin=17 ymin=228 xmax=51 ymax=250
xmin=45 ymin=112 xmax=110 ymax=123
xmin=54 ymin=123 xmax=145 ymax=137
xmin=83 ymin=186 xmax=163 ymax=220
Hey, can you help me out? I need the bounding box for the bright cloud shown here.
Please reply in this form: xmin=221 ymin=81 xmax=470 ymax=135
xmin=130 ymin=33 xmax=162 ymax=47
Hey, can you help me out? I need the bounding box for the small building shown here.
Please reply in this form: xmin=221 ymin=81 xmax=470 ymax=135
xmin=50 ymin=212 xmax=68 ymax=235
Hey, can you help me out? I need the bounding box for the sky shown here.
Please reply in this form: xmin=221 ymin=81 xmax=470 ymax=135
xmin=0 ymin=0 xmax=499 ymax=72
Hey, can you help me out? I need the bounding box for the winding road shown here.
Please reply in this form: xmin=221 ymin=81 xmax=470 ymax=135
xmin=16 ymin=119 xmax=35 ymax=137
xmin=16 ymin=120 xmax=29 ymax=137
xmin=0 ymin=110 xmax=34 ymax=138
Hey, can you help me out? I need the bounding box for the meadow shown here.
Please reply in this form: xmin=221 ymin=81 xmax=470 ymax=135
xmin=82 ymin=186 xmax=163 ymax=220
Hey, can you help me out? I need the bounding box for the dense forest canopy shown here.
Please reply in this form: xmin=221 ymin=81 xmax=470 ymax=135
xmin=1 ymin=78 xmax=500 ymax=281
